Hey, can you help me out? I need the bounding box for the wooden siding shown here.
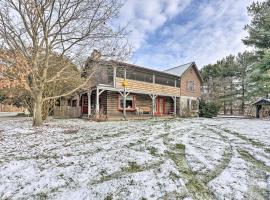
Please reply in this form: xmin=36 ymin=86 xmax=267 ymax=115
xmin=116 ymin=77 xmax=180 ymax=97
xmin=99 ymin=91 xmax=107 ymax=115
xmin=106 ymin=91 xmax=119 ymax=115
xmin=106 ymin=92 xmax=175 ymax=115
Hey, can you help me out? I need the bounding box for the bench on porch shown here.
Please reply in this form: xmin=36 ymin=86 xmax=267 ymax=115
xmin=136 ymin=106 xmax=151 ymax=115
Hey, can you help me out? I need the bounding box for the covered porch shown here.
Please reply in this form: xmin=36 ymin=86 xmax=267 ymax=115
xmin=80 ymin=85 xmax=179 ymax=120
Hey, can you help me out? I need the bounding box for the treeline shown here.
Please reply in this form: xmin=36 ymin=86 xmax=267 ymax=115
xmin=200 ymin=0 xmax=270 ymax=115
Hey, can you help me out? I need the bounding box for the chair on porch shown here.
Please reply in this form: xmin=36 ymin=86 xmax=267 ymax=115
xmin=135 ymin=107 xmax=143 ymax=115
xmin=140 ymin=107 xmax=151 ymax=115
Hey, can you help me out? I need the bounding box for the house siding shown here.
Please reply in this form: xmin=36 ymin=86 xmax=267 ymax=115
xmin=116 ymin=77 xmax=180 ymax=97
xmin=105 ymin=92 xmax=175 ymax=116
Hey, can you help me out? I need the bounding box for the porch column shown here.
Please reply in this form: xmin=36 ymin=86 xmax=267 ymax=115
xmin=88 ymin=90 xmax=92 ymax=117
xmin=79 ymin=93 xmax=82 ymax=117
xmin=96 ymin=87 xmax=99 ymax=117
xmin=123 ymin=91 xmax=126 ymax=119
xmin=119 ymin=91 xmax=129 ymax=120
xmin=149 ymin=94 xmax=157 ymax=117
xmin=113 ymin=66 xmax=117 ymax=88
xmin=173 ymin=96 xmax=177 ymax=116
xmin=123 ymin=68 xmax=127 ymax=119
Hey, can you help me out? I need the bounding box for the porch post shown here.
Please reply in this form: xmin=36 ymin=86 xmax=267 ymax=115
xmin=173 ymin=96 xmax=177 ymax=116
xmin=123 ymin=68 xmax=127 ymax=119
xmin=88 ymin=90 xmax=92 ymax=117
xmin=150 ymin=94 xmax=157 ymax=117
xmin=123 ymin=90 xmax=127 ymax=119
xmin=179 ymin=77 xmax=182 ymax=117
xmin=96 ymin=87 xmax=99 ymax=117
xmin=113 ymin=66 xmax=117 ymax=88
xmin=79 ymin=93 xmax=82 ymax=117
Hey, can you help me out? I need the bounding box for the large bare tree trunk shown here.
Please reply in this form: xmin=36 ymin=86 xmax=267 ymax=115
xmin=33 ymin=93 xmax=43 ymax=126
xmin=0 ymin=0 xmax=129 ymax=126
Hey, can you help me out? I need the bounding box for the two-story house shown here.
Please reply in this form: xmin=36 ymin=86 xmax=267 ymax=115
xmin=57 ymin=52 xmax=203 ymax=120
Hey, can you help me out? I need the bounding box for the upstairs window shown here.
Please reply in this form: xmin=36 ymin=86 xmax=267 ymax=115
xmin=187 ymin=81 xmax=195 ymax=92
xmin=155 ymin=75 xmax=175 ymax=87
xmin=126 ymin=69 xmax=153 ymax=83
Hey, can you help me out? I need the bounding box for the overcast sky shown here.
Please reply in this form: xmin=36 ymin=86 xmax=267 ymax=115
xmin=118 ymin=0 xmax=259 ymax=70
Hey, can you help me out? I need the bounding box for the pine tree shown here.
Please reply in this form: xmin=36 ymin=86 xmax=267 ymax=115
xmin=243 ymin=0 xmax=270 ymax=98
xmin=236 ymin=51 xmax=257 ymax=114
xmin=243 ymin=0 xmax=270 ymax=50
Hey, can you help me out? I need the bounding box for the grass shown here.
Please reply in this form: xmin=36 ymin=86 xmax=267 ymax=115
xmin=147 ymin=146 xmax=158 ymax=156
xmin=238 ymin=149 xmax=270 ymax=173
xmin=238 ymin=149 xmax=270 ymax=199
xmin=222 ymin=128 xmax=266 ymax=148
xmin=126 ymin=161 xmax=142 ymax=173
xmin=167 ymin=144 xmax=215 ymax=200
xmin=201 ymin=126 xmax=233 ymax=183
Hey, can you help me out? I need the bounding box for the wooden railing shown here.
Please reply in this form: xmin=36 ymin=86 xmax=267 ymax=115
xmin=116 ymin=77 xmax=180 ymax=96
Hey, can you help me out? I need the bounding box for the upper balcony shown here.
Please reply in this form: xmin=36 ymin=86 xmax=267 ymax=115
xmin=85 ymin=61 xmax=181 ymax=97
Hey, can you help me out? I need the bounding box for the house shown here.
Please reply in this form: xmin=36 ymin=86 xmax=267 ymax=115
xmin=55 ymin=52 xmax=203 ymax=120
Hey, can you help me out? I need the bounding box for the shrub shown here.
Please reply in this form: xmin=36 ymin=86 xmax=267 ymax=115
xmin=199 ymin=100 xmax=220 ymax=118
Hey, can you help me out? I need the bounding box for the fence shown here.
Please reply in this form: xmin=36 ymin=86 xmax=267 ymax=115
xmin=54 ymin=106 xmax=81 ymax=118
xmin=0 ymin=103 xmax=24 ymax=112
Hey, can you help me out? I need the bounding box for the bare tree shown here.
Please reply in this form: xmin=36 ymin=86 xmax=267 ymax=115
xmin=0 ymin=0 xmax=129 ymax=126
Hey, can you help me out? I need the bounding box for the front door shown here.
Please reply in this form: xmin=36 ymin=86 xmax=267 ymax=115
xmin=81 ymin=95 xmax=88 ymax=114
xmin=155 ymin=97 xmax=166 ymax=115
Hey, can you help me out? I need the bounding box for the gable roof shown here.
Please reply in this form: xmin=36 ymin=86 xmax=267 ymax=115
xmin=252 ymin=98 xmax=270 ymax=105
xmin=164 ymin=62 xmax=203 ymax=83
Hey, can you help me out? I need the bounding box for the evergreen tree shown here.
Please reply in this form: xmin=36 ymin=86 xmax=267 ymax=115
xmin=249 ymin=51 xmax=270 ymax=98
xmin=243 ymin=0 xmax=270 ymax=98
xmin=236 ymin=51 xmax=257 ymax=114
xmin=243 ymin=0 xmax=270 ymax=50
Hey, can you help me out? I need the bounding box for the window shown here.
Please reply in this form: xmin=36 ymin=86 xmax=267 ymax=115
xmin=187 ymin=81 xmax=195 ymax=92
xmin=187 ymin=99 xmax=191 ymax=110
xmin=96 ymin=67 xmax=113 ymax=85
xmin=155 ymin=75 xmax=175 ymax=86
xmin=176 ymin=79 xmax=180 ymax=87
xmin=116 ymin=67 xmax=179 ymax=87
xmin=116 ymin=67 xmax=125 ymax=78
xmin=118 ymin=95 xmax=135 ymax=110
xmin=191 ymin=100 xmax=198 ymax=110
xmin=72 ymin=100 xmax=77 ymax=107
xmin=126 ymin=69 xmax=153 ymax=83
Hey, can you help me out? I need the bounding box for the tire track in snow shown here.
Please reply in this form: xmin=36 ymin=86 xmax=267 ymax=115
xmin=203 ymin=123 xmax=270 ymax=199
xmin=162 ymin=122 xmax=215 ymax=200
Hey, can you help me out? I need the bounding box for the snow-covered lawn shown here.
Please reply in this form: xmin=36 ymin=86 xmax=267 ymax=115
xmin=0 ymin=117 xmax=269 ymax=200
